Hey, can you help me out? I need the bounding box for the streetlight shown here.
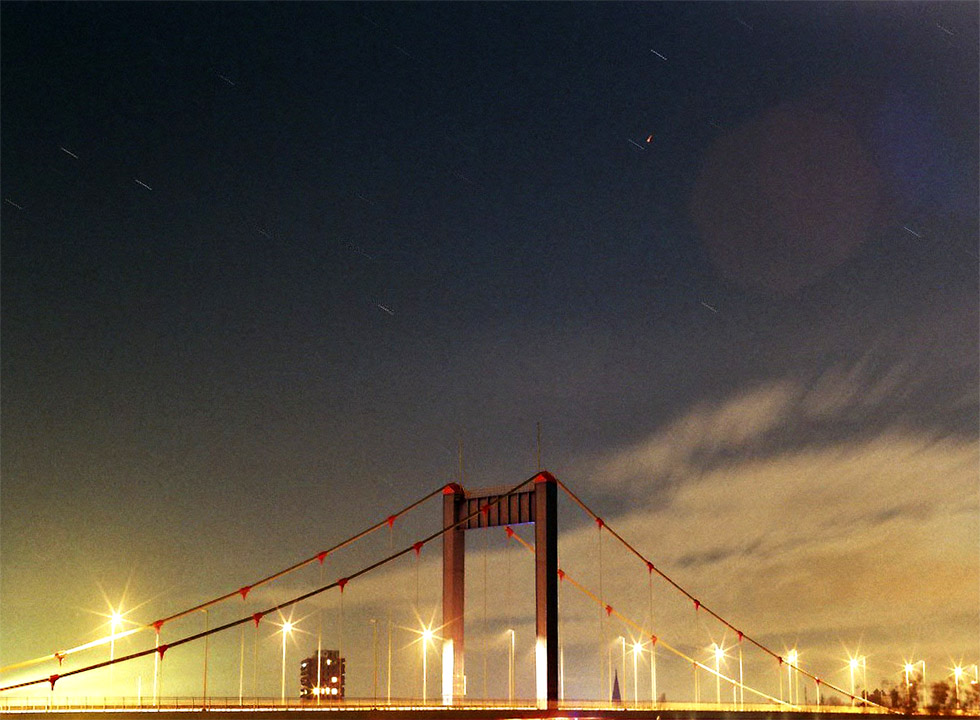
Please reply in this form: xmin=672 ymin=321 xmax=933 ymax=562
xmin=849 ymin=656 xmax=864 ymax=706
xmin=281 ymin=621 xmax=293 ymax=704
xmin=109 ymin=610 xmax=123 ymax=698
xmin=713 ymin=644 xmax=726 ymax=705
xmin=632 ymin=640 xmax=643 ymax=708
xmin=421 ymin=627 xmax=434 ymax=704
xmin=953 ymin=666 xmax=964 ymax=708
xmin=787 ymin=649 xmax=798 ymax=705
xmin=506 ymin=629 xmax=515 ymax=704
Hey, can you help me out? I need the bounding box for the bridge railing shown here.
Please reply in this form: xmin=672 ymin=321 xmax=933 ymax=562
xmin=0 ymin=695 xmax=894 ymax=714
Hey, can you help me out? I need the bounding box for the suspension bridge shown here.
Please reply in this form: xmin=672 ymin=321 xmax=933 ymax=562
xmin=1 ymin=472 xmax=922 ymax=717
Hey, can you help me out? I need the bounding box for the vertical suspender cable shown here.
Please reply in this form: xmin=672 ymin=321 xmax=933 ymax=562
xmin=738 ymin=639 xmax=744 ymax=709
xmin=482 ymin=527 xmax=489 ymax=700
xmin=153 ymin=629 xmax=160 ymax=707
xmin=387 ymin=524 xmax=393 ymax=704
xmin=317 ymin=561 xmax=324 ymax=706
xmin=649 ymin=567 xmax=656 ymax=708
xmin=597 ymin=522 xmax=606 ymax=702
xmin=202 ymin=609 xmax=209 ymax=709
xmin=339 ymin=587 xmax=345 ymax=700
xmin=239 ymin=601 xmax=246 ymax=705
xmin=252 ymin=619 xmax=259 ymax=706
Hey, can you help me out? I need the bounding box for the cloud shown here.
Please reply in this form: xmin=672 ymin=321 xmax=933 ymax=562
xmin=563 ymin=362 xmax=978 ymax=682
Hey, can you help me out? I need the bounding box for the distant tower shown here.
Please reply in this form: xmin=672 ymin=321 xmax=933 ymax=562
xmin=612 ymin=670 xmax=622 ymax=704
xmin=300 ymin=649 xmax=345 ymax=700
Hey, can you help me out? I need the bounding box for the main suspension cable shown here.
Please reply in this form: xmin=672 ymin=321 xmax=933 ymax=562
xmin=1 ymin=483 xmax=448 ymax=676
xmin=2 ymin=473 xmax=540 ymax=694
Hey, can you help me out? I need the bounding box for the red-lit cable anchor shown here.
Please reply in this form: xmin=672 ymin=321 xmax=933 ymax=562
xmin=48 ymin=675 xmax=59 ymax=691
xmin=412 ymin=541 xmax=424 ymax=557
xmin=157 ymin=644 xmax=169 ymax=660
xmin=317 ymin=551 xmax=328 ymax=565
xmin=252 ymin=612 xmax=264 ymax=628
xmin=605 ymin=604 xmax=614 ymax=617
xmin=337 ymin=577 xmax=349 ymax=592
xmin=238 ymin=586 xmax=251 ymax=601
xmin=386 ymin=515 xmax=396 ymax=529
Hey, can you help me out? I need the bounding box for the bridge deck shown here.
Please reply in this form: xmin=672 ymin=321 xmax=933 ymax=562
xmin=0 ymin=706 xmax=917 ymax=720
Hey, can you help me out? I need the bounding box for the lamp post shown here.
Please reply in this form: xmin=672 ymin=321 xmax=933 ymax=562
xmin=713 ymin=644 xmax=725 ymax=705
xmin=787 ymin=650 xmax=797 ymax=705
xmin=109 ymin=611 xmax=122 ymax=699
xmin=632 ymin=641 xmax=643 ymax=708
xmin=280 ymin=622 xmax=293 ymax=705
xmin=849 ymin=657 xmax=863 ymax=706
xmin=421 ymin=627 xmax=433 ymax=704
xmin=953 ymin=667 xmax=963 ymax=708
xmin=507 ymin=629 xmax=515 ymax=704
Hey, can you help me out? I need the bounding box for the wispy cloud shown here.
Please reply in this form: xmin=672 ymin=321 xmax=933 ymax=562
xmin=567 ymin=362 xmax=977 ymax=673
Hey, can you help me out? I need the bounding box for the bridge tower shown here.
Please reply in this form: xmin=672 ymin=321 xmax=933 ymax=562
xmin=442 ymin=471 xmax=558 ymax=709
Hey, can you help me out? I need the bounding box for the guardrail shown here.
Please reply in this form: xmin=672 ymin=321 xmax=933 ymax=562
xmin=0 ymin=696 xmax=894 ymax=714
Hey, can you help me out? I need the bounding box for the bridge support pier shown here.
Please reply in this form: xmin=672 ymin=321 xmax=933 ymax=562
xmin=441 ymin=472 xmax=559 ymax=709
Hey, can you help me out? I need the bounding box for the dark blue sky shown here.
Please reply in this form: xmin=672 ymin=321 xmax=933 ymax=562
xmin=2 ymin=1 xmax=977 ymax=702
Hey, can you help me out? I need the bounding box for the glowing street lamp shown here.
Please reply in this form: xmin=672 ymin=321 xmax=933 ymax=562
xmin=849 ymin=656 xmax=865 ymax=706
xmin=281 ymin=622 xmax=293 ymax=704
xmin=420 ymin=627 xmax=436 ymax=704
xmin=903 ymin=662 xmax=926 ymax=705
xmin=632 ymin=640 xmax=643 ymax=708
xmin=712 ymin=644 xmax=726 ymax=705
xmin=109 ymin=610 xmax=123 ymax=697
xmin=787 ymin=649 xmax=798 ymax=705
xmin=849 ymin=657 xmax=857 ymax=705
xmin=953 ymin=666 xmax=964 ymax=707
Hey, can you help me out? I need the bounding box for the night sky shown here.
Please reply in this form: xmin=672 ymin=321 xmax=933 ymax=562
xmin=2 ymin=1 xmax=978 ymax=705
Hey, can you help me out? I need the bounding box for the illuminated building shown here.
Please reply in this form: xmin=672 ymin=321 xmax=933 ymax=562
xmin=300 ymin=649 xmax=345 ymax=700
